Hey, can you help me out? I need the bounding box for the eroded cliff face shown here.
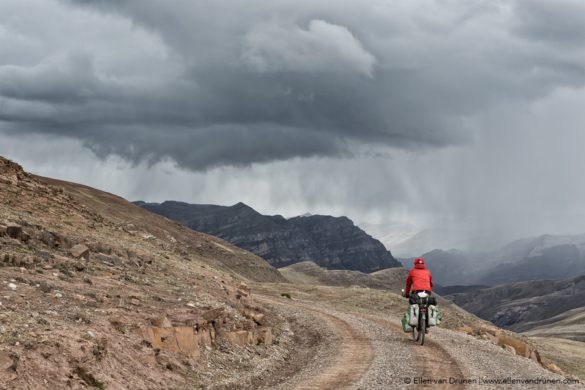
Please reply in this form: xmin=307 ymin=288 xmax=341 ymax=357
xmin=137 ymin=201 xmax=402 ymax=272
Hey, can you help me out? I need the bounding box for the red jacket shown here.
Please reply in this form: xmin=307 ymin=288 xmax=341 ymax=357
xmin=405 ymin=258 xmax=433 ymax=296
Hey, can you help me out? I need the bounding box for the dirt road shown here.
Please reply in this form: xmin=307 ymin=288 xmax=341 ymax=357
xmin=259 ymin=295 xmax=583 ymax=390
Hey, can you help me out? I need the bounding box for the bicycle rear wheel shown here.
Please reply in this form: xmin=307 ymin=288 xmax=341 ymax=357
xmin=419 ymin=314 xmax=426 ymax=346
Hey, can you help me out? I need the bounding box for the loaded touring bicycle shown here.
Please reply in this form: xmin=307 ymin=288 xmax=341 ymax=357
xmin=401 ymin=289 xmax=441 ymax=346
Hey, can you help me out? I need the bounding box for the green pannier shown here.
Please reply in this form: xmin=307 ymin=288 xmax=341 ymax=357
xmin=408 ymin=304 xmax=419 ymax=326
xmin=401 ymin=304 xmax=419 ymax=333
xmin=401 ymin=312 xmax=413 ymax=332
xmin=428 ymin=305 xmax=442 ymax=326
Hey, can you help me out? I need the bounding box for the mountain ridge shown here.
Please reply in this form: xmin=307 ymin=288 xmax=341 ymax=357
xmin=444 ymin=274 xmax=585 ymax=332
xmin=136 ymin=200 xmax=401 ymax=272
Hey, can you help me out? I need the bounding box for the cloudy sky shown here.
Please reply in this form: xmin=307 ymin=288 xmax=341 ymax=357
xmin=1 ymin=0 xmax=584 ymax=245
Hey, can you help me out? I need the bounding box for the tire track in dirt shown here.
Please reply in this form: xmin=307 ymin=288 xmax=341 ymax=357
xmin=358 ymin=313 xmax=465 ymax=389
xmin=258 ymin=296 xmax=374 ymax=390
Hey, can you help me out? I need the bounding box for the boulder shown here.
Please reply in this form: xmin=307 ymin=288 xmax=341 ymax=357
xmin=202 ymin=308 xmax=224 ymax=322
xmin=20 ymin=232 xmax=30 ymax=243
xmin=243 ymin=309 xmax=266 ymax=325
xmin=223 ymin=330 xmax=249 ymax=347
xmin=498 ymin=335 xmax=529 ymax=357
xmin=545 ymin=363 xmax=564 ymax=375
xmin=457 ymin=325 xmax=474 ymax=335
xmin=38 ymin=281 xmax=54 ymax=293
xmin=174 ymin=327 xmax=200 ymax=358
xmin=87 ymin=242 xmax=114 ymax=255
xmin=256 ymin=328 xmax=273 ymax=345
xmin=69 ymin=244 xmax=90 ymax=260
xmin=237 ymin=282 xmax=251 ymax=298
xmin=481 ymin=332 xmax=499 ymax=344
xmin=479 ymin=324 xmax=500 ymax=337
xmin=529 ymin=349 xmax=542 ymax=365
xmin=196 ymin=329 xmax=213 ymax=347
xmin=39 ymin=231 xmax=71 ymax=249
xmin=151 ymin=316 xmax=172 ymax=328
xmin=0 ymin=351 xmax=17 ymax=371
xmin=0 ymin=225 xmax=6 ymax=237
xmin=141 ymin=326 xmax=200 ymax=359
xmin=6 ymin=224 xmax=22 ymax=240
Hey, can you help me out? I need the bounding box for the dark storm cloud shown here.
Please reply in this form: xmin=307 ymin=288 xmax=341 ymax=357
xmin=1 ymin=0 xmax=584 ymax=170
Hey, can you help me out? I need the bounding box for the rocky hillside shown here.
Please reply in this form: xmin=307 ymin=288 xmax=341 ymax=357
xmin=445 ymin=275 xmax=585 ymax=331
xmin=136 ymin=201 xmax=401 ymax=272
xmin=0 ymin=156 xmax=295 ymax=389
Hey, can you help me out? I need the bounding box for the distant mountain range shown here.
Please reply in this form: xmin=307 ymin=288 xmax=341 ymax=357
xmin=389 ymin=227 xmax=509 ymax=258
xmin=443 ymin=275 xmax=585 ymax=333
xmin=135 ymin=201 xmax=401 ymax=272
xmin=400 ymin=233 xmax=585 ymax=287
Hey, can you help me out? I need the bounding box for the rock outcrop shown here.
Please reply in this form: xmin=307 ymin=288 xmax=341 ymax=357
xmin=469 ymin=325 xmax=543 ymax=364
xmin=136 ymin=201 xmax=401 ymax=272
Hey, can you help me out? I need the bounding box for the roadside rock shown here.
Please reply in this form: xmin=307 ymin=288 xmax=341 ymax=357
xmin=477 ymin=324 xmax=543 ymax=365
xmin=546 ymin=363 xmax=564 ymax=375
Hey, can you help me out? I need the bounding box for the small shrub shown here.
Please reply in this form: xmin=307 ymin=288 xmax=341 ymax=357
xmin=280 ymin=292 xmax=291 ymax=299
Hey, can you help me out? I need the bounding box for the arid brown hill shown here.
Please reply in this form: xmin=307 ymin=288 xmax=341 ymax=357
xmin=0 ymin=155 xmax=291 ymax=389
xmin=280 ymin=261 xmax=407 ymax=291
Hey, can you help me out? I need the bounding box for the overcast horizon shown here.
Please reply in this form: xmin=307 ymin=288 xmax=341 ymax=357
xmin=2 ymin=0 xmax=585 ymax=246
